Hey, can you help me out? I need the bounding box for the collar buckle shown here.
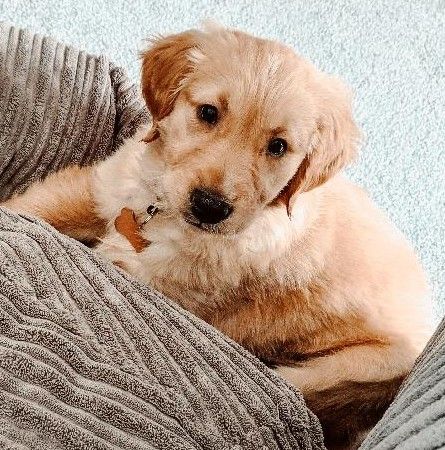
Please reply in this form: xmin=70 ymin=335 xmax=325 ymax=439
xmin=140 ymin=203 xmax=160 ymax=227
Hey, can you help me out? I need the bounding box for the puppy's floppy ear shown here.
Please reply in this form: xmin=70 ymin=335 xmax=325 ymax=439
xmin=279 ymin=76 xmax=360 ymax=215
xmin=140 ymin=31 xmax=199 ymax=141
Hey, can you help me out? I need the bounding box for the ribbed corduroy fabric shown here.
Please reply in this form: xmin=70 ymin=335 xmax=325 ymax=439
xmin=2 ymin=20 xmax=445 ymax=450
xmin=0 ymin=23 xmax=325 ymax=449
xmin=0 ymin=22 xmax=149 ymax=200
xmin=0 ymin=208 xmax=325 ymax=449
xmin=359 ymin=317 xmax=445 ymax=450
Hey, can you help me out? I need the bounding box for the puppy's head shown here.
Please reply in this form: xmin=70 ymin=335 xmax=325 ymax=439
xmin=141 ymin=26 xmax=359 ymax=234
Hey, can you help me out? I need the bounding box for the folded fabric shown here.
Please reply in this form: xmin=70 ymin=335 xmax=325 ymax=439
xmin=2 ymin=20 xmax=445 ymax=450
xmin=0 ymin=208 xmax=324 ymax=449
xmin=0 ymin=22 xmax=324 ymax=449
xmin=360 ymin=317 xmax=445 ymax=449
xmin=0 ymin=21 xmax=149 ymax=200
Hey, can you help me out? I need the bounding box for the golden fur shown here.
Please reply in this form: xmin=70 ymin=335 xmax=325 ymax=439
xmin=3 ymin=26 xmax=432 ymax=448
xmin=5 ymin=165 xmax=106 ymax=243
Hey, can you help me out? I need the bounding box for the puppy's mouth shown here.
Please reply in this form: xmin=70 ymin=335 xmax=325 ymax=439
xmin=183 ymin=215 xmax=225 ymax=234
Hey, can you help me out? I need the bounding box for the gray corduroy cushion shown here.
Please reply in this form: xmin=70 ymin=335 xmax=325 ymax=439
xmin=0 ymin=21 xmax=149 ymax=200
xmin=359 ymin=317 xmax=445 ymax=450
xmin=0 ymin=23 xmax=325 ymax=449
xmin=2 ymin=20 xmax=445 ymax=450
xmin=0 ymin=209 xmax=325 ymax=449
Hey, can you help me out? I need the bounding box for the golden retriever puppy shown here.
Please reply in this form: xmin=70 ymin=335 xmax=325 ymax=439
xmin=4 ymin=26 xmax=432 ymax=448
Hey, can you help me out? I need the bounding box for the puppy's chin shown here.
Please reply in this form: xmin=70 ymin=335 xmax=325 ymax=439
xmin=182 ymin=214 xmax=240 ymax=236
xmin=183 ymin=217 xmax=230 ymax=235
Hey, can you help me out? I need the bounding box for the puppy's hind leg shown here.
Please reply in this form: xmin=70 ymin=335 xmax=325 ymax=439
xmin=276 ymin=340 xmax=417 ymax=449
xmin=2 ymin=165 xmax=106 ymax=244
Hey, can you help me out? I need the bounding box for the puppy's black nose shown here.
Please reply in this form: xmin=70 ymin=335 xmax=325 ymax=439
xmin=190 ymin=188 xmax=233 ymax=225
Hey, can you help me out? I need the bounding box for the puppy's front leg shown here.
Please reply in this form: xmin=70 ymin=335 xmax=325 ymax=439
xmin=2 ymin=165 xmax=106 ymax=243
xmin=276 ymin=341 xmax=416 ymax=448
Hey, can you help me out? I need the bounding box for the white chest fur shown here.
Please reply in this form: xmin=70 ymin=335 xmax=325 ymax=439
xmin=91 ymin=131 xmax=314 ymax=303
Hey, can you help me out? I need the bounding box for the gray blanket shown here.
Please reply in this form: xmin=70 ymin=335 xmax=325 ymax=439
xmin=0 ymin=23 xmax=324 ymax=449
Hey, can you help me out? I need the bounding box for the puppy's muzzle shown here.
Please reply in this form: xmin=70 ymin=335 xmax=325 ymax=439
xmin=189 ymin=188 xmax=233 ymax=225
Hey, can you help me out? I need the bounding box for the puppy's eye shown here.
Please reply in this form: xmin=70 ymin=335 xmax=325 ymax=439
xmin=267 ymin=138 xmax=287 ymax=157
xmin=198 ymin=104 xmax=218 ymax=125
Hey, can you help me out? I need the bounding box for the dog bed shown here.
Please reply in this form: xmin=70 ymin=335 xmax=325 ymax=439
xmin=0 ymin=22 xmax=324 ymax=449
xmin=1 ymin=22 xmax=445 ymax=450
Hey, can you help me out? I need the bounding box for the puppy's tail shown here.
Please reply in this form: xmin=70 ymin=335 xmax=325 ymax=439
xmin=304 ymin=376 xmax=405 ymax=449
